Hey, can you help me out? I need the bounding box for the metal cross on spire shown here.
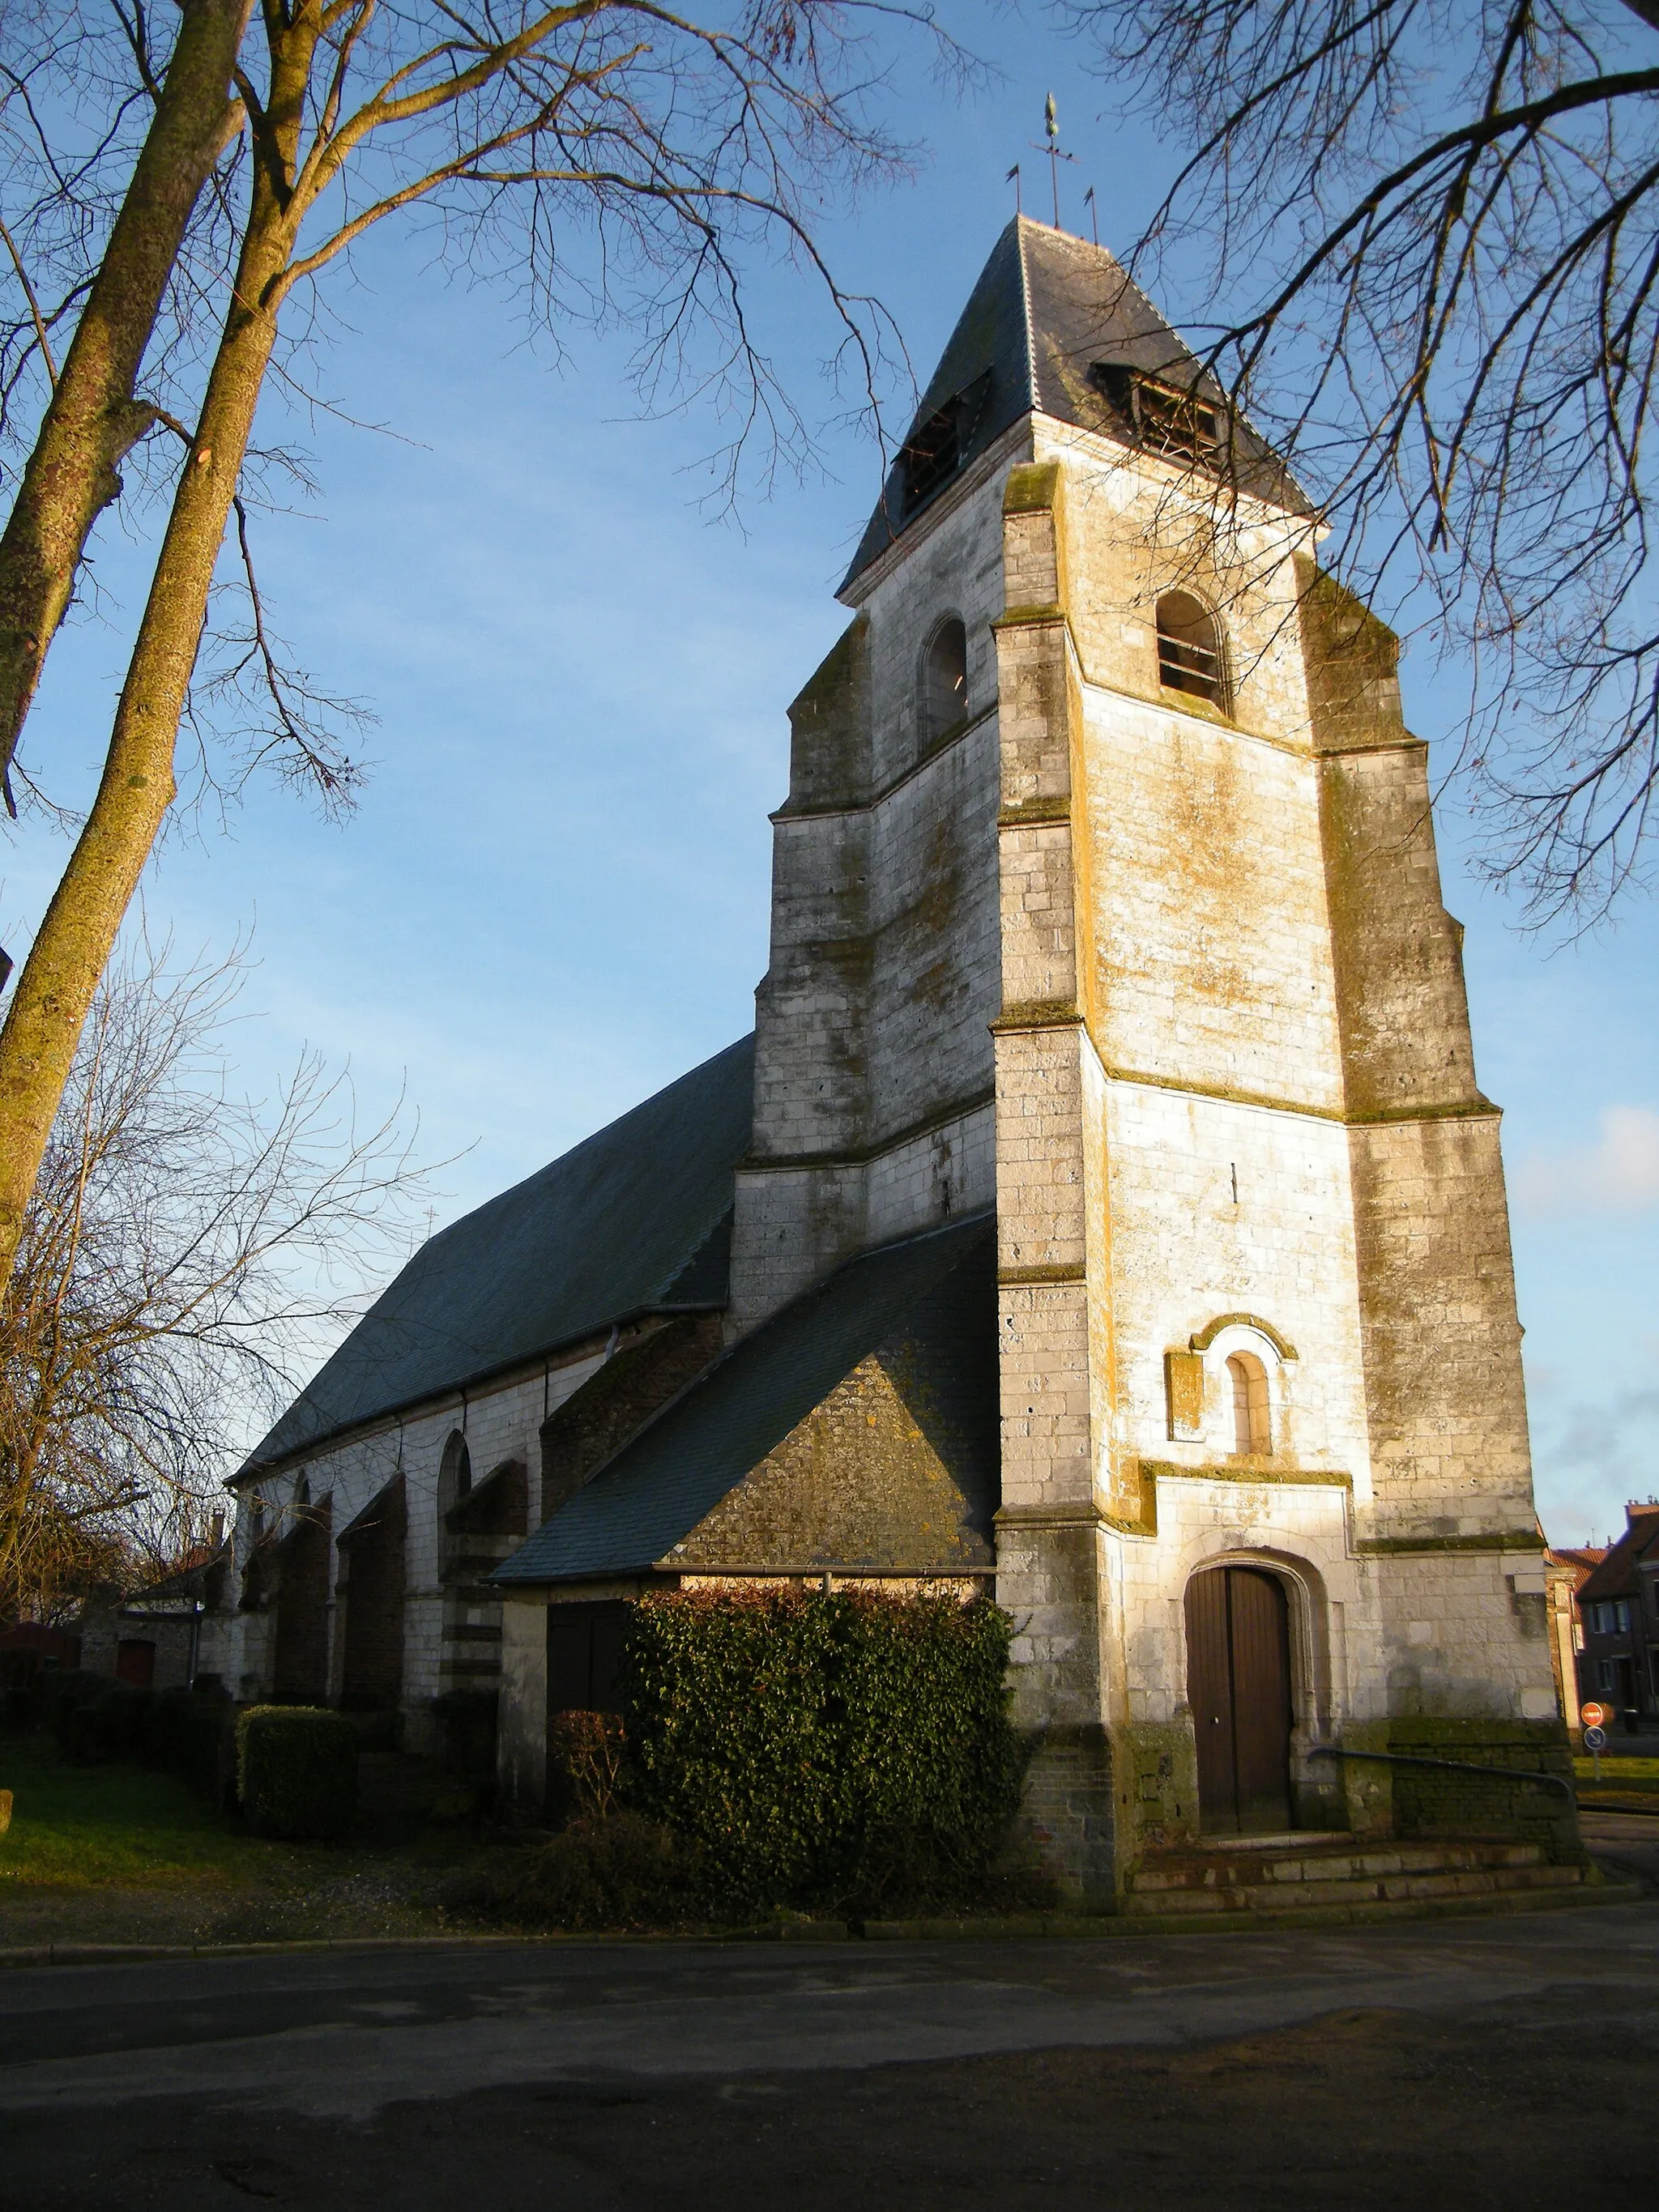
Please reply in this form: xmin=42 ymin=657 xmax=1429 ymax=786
xmin=1030 ymin=92 xmax=1076 ymax=230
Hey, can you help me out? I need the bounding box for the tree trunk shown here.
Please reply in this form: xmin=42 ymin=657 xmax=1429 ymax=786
xmin=0 ymin=0 xmax=252 ymax=791
xmin=0 ymin=212 xmax=288 ymax=1284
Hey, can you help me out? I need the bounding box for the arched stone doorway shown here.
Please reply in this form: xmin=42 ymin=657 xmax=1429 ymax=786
xmin=1185 ymin=1564 xmax=1294 ymax=1835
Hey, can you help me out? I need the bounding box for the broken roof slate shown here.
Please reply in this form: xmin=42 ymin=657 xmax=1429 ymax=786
xmin=493 ymin=1212 xmax=995 ymax=1585
xmin=841 ymin=216 xmax=1307 ymax=593
xmin=241 ymin=1036 xmax=755 ymax=1475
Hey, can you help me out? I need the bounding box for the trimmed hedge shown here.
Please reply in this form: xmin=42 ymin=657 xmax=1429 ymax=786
xmin=618 ymin=1588 xmax=1029 ymax=1917
xmin=237 ymin=1705 xmax=359 ymax=1840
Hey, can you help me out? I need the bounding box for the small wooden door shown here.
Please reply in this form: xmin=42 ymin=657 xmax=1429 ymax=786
xmin=115 ymin=1638 xmax=156 ymax=1689
xmin=1185 ymin=1566 xmax=1294 ymax=1835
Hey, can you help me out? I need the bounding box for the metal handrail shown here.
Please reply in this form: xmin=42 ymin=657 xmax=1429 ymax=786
xmin=1308 ymin=1744 xmax=1576 ymax=1803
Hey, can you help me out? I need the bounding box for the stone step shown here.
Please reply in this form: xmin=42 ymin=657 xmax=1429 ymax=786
xmin=1122 ymin=1860 xmax=1584 ymax=1917
xmin=1128 ymin=1839 xmax=1546 ymax=1894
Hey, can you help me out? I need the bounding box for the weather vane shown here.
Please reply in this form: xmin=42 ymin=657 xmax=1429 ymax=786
xmin=1030 ymin=92 xmax=1077 ymax=231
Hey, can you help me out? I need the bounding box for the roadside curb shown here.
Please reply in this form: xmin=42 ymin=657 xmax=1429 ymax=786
xmin=863 ymin=1877 xmax=1649 ymax=1941
xmin=0 ymin=1877 xmax=1646 ymax=1969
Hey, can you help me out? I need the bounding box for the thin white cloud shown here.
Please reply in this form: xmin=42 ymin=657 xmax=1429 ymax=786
xmin=1516 ymin=1104 xmax=1659 ymax=1217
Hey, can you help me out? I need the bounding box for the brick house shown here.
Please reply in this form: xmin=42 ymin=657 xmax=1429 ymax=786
xmin=78 ymin=1538 xmax=233 ymax=1691
xmin=1542 ymin=1541 xmax=1604 ymax=1732
xmin=1575 ymin=1502 xmax=1659 ymax=1723
xmin=213 ymin=219 xmax=1576 ymax=1903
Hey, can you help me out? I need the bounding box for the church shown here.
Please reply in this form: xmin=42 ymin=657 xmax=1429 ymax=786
xmin=212 ymin=217 xmax=1571 ymax=1903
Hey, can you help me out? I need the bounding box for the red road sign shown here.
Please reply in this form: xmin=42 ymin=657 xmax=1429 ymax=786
xmin=1580 ymin=1701 xmax=1612 ymax=1729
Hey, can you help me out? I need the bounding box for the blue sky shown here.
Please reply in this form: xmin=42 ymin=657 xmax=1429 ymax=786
xmin=3 ymin=4 xmax=1655 ymax=1545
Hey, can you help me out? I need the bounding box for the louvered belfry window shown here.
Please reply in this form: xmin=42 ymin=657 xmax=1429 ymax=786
xmin=1090 ymin=365 xmax=1224 ymax=468
xmin=1156 ymin=590 xmax=1228 ymax=710
xmin=923 ymin=617 xmax=968 ymax=740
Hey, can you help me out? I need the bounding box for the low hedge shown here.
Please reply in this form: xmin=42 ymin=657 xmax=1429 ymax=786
xmin=236 ymin=1705 xmax=359 ymax=1840
xmin=41 ymin=1672 xmax=237 ymax=1799
xmin=141 ymin=1687 xmax=237 ymax=1801
xmin=617 ymin=1588 xmax=1030 ymax=1918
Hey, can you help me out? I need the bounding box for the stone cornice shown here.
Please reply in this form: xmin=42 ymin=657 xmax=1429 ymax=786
xmin=741 ymin=1087 xmax=996 ymax=1174
xmin=770 ymin=701 xmax=999 ymax=825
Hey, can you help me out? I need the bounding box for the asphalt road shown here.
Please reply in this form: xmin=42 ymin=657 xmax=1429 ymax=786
xmin=1 ymin=1874 xmax=1657 ymax=2212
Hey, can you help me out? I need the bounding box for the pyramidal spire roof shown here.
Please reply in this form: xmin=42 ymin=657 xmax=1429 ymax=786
xmin=839 ymin=216 xmax=1307 ymax=594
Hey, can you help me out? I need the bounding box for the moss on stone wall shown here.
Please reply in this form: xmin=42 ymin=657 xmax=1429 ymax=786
xmin=784 ymin=612 xmax=870 ymax=812
xmin=1337 ymin=1716 xmax=1580 ymax=1864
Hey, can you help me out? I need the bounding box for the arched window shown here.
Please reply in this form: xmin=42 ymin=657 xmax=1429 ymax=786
xmin=439 ymin=1430 xmax=471 ymax=1516
xmin=1155 ymin=590 xmax=1227 ymax=710
xmin=1227 ymin=1352 xmax=1271 ymax=1455
xmin=922 ymin=616 xmax=968 ymax=741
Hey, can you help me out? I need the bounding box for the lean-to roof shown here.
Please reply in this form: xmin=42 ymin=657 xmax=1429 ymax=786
xmin=493 ymin=1212 xmax=995 ymax=1584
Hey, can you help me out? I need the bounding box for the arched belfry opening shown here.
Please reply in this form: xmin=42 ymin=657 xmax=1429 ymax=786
xmin=1185 ymin=1565 xmax=1294 ymax=1836
xmin=1155 ymin=590 xmax=1227 ymax=710
xmin=1227 ymin=1351 xmax=1271 ymax=1455
xmin=922 ymin=616 xmax=967 ymax=741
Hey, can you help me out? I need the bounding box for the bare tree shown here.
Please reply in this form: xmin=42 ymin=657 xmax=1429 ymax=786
xmin=0 ymin=0 xmax=254 ymax=804
xmin=0 ymin=0 xmax=952 ymax=1287
xmin=1068 ymin=0 xmax=1659 ymax=922
xmin=0 ymin=931 xmax=431 ymax=1624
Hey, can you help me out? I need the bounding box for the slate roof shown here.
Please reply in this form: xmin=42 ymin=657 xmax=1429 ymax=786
xmin=493 ymin=1211 xmax=996 ymax=1585
xmin=1577 ymin=1505 xmax=1659 ymax=1602
xmin=241 ymin=1037 xmax=756 ymax=1474
xmin=841 ymin=216 xmax=1308 ymax=593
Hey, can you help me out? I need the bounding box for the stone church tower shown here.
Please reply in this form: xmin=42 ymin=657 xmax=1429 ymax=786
xmin=725 ymin=215 xmax=1560 ymax=1889
xmin=226 ymin=215 xmax=1569 ymax=1906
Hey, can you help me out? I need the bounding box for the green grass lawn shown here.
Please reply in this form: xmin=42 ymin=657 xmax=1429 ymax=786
xmin=0 ymin=1735 xmax=504 ymax=1948
xmin=1572 ymin=1755 xmax=1659 ymax=1786
xmin=0 ymin=1737 xmax=275 ymax=1889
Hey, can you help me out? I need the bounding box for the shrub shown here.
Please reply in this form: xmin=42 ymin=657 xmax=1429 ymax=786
xmin=236 ymin=1705 xmax=359 ymax=1839
xmin=442 ymin=1809 xmax=697 ymax=1930
xmin=548 ymin=1710 xmax=627 ymax=1820
xmin=2 ymin=1682 xmax=43 ymax=1736
xmin=618 ymin=1588 xmax=1030 ymax=1919
xmin=139 ymin=1686 xmax=234 ymax=1796
xmin=48 ymin=1672 xmax=151 ymax=1765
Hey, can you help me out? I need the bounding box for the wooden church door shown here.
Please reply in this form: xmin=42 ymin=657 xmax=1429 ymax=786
xmin=1185 ymin=1566 xmax=1294 ymax=1836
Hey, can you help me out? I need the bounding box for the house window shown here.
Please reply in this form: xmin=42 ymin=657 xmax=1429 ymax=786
xmin=1090 ymin=364 xmax=1224 ymax=467
xmin=1155 ymin=591 xmax=1228 ymax=710
xmin=1615 ymin=1599 xmax=1631 ymax=1634
xmin=1596 ymin=1659 xmax=1615 ymax=1691
xmin=923 ymin=617 xmax=968 ymax=741
xmin=1227 ymin=1352 xmax=1270 ymax=1455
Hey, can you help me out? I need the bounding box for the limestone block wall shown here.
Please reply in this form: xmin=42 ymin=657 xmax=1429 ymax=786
xmin=1078 ymin=693 xmax=1347 ymax=1110
xmin=1103 ymin=1084 xmax=1371 ymax=1490
xmin=1373 ymin=1545 xmax=1559 ymax=1720
xmin=987 ymin=461 xmax=1120 ymax=1899
xmin=1037 ymin=420 xmax=1320 ymax=741
xmin=864 ymin=1098 xmax=996 ymax=1248
xmin=1296 ymin=561 xmax=1546 ymax=1712
xmin=731 ymin=445 xmax=1013 ymax=1328
xmin=979 ymin=424 xmax=1558 ymax=1889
